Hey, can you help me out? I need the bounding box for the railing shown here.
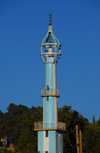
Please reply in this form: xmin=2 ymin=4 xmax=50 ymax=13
xmin=41 ymin=88 xmax=60 ymax=97
xmin=34 ymin=121 xmax=66 ymax=131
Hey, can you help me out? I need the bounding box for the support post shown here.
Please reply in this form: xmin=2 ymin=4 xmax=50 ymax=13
xmin=76 ymin=125 xmax=79 ymax=153
xmin=79 ymin=130 xmax=82 ymax=153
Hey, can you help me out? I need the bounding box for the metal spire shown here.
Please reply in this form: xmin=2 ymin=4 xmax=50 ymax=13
xmin=49 ymin=13 xmax=52 ymax=25
xmin=40 ymin=14 xmax=61 ymax=64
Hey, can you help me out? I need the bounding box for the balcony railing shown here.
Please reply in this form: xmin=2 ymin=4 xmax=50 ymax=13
xmin=41 ymin=88 xmax=60 ymax=97
xmin=34 ymin=121 xmax=66 ymax=131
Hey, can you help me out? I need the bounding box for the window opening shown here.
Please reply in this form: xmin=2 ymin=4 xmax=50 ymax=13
xmin=47 ymin=96 xmax=49 ymax=101
xmin=45 ymin=130 xmax=48 ymax=137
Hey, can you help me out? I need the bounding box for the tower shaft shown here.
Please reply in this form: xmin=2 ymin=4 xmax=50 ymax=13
xmin=44 ymin=58 xmax=57 ymax=125
xmin=34 ymin=15 xmax=66 ymax=153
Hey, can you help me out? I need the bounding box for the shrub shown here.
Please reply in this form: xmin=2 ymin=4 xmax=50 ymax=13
xmin=7 ymin=150 xmax=12 ymax=153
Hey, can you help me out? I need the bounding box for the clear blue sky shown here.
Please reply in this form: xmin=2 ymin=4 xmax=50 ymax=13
xmin=0 ymin=0 xmax=100 ymax=123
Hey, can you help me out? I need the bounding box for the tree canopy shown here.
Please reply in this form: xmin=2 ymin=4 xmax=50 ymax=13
xmin=0 ymin=103 xmax=100 ymax=153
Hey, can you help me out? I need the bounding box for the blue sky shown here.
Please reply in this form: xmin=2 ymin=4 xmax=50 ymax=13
xmin=0 ymin=0 xmax=100 ymax=123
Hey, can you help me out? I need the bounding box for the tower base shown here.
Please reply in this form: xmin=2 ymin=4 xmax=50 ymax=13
xmin=38 ymin=130 xmax=63 ymax=153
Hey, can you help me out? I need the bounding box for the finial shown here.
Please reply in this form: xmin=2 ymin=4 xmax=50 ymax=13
xmin=49 ymin=13 xmax=52 ymax=25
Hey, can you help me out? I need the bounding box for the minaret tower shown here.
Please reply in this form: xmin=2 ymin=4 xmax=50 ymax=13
xmin=34 ymin=14 xmax=66 ymax=153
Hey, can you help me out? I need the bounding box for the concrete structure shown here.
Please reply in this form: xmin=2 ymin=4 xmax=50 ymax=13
xmin=34 ymin=14 xmax=66 ymax=153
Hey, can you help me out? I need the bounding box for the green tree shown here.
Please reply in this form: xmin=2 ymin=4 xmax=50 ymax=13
xmin=1 ymin=103 xmax=30 ymax=145
xmin=0 ymin=111 xmax=5 ymax=139
xmin=7 ymin=150 xmax=12 ymax=153
xmin=97 ymin=117 xmax=100 ymax=126
xmin=15 ymin=106 xmax=43 ymax=153
xmin=1 ymin=103 xmax=100 ymax=153
xmin=82 ymin=123 xmax=100 ymax=153
xmin=92 ymin=115 xmax=96 ymax=124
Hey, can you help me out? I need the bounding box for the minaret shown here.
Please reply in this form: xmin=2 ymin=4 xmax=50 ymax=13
xmin=34 ymin=14 xmax=66 ymax=153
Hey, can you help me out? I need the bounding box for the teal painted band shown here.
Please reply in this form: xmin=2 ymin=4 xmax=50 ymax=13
xmin=44 ymin=61 xmax=56 ymax=124
xmin=49 ymin=131 xmax=56 ymax=153
xmin=38 ymin=131 xmax=43 ymax=152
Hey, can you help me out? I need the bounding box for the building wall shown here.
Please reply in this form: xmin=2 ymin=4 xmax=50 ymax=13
xmin=56 ymin=131 xmax=63 ymax=153
xmin=43 ymin=57 xmax=57 ymax=127
xmin=38 ymin=131 xmax=43 ymax=152
xmin=38 ymin=130 xmax=63 ymax=153
xmin=43 ymin=131 xmax=49 ymax=152
xmin=38 ymin=52 xmax=63 ymax=153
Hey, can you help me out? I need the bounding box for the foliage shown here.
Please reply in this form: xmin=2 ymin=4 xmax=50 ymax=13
xmin=0 ymin=148 xmax=7 ymax=153
xmin=0 ymin=103 xmax=100 ymax=153
xmin=97 ymin=117 xmax=100 ymax=126
xmin=6 ymin=150 xmax=13 ymax=153
xmin=0 ymin=149 xmax=12 ymax=153
xmin=14 ymin=107 xmax=42 ymax=153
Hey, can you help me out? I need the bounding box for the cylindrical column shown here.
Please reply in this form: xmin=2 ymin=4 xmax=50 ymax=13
xmin=43 ymin=54 xmax=58 ymax=128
